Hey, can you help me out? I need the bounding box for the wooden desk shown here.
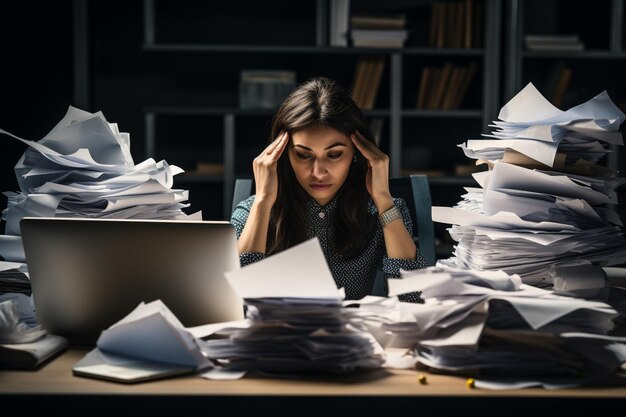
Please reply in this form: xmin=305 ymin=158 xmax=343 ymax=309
xmin=1 ymin=348 xmax=625 ymax=415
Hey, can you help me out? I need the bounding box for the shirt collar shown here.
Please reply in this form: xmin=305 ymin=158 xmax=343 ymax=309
xmin=306 ymin=195 xmax=337 ymax=222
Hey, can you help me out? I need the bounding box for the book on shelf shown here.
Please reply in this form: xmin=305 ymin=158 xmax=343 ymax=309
xmin=416 ymin=61 xmax=477 ymax=110
xmin=429 ymin=0 xmax=483 ymax=49
xmin=470 ymin=0 xmax=482 ymax=49
xmin=350 ymin=56 xmax=385 ymax=110
xmin=525 ymin=34 xmax=585 ymax=51
xmin=240 ymin=70 xmax=295 ymax=83
xmin=351 ymin=14 xmax=407 ymax=29
xmin=452 ymin=61 xmax=477 ymax=109
xmin=416 ymin=67 xmax=432 ymax=109
xmin=446 ymin=1 xmax=462 ymax=48
xmin=350 ymin=13 xmax=408 ymax=48
xmin=351 ymin=30 xmax=408 ymax=48
xmin=441 ymin=66 xmax=465 ymax=110
xmin=543 ymin=63 xmax=573 ymax=108
xmin=464 ymin=0 xmax=474 ymax=48
xmin=429 ymin=1 xmax=441 ymax=47
xmin=427 ymin=62 xmax=454 ymax=109
xmin=240 ymin=70 xmax=296 ymax=110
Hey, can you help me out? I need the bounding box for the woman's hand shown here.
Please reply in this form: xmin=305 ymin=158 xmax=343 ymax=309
xmin=351 ymin=131 xmax=393 ymax=211
xmin=252 ymin=131 xmax=289 ymax=206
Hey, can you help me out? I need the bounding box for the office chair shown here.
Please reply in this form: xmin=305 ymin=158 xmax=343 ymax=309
xmin=231 ymin=178 xmax=254 ymax=215
xmin=389 ymin=175 xmax=436 ymax=266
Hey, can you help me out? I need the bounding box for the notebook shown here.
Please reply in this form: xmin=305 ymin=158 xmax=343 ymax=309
xmin=20 ymin=217 xmax=244 ymax=345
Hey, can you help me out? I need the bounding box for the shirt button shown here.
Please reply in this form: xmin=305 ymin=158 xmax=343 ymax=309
xmin=319 ymin=212 xmax=325 ymax=219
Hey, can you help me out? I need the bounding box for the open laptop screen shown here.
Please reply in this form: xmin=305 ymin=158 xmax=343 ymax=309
xmin=20 ymin=217 xmax=244 ymax=345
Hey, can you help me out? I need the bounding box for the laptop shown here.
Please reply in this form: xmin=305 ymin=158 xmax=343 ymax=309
xmin=20 ymin=217 xmax=245 ymax=345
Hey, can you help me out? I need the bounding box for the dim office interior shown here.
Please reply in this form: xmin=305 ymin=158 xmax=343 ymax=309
xmin=1 ymin=0 xmax=626 ymax=414
xmin=2 ymin=0 xmax=626 ymax=257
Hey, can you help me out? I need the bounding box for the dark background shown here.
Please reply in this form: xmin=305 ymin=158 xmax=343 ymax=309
xmin=1 ymin=0 xmax=625 ymax=260
xmin=0 ymin=2 xmax=73 ymax=195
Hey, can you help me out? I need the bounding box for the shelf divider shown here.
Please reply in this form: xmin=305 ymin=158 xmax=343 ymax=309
xmin=390 ymin=53 xmax=402 ymax=178
xmin=223 ymin=114 xmax=236 ymax=219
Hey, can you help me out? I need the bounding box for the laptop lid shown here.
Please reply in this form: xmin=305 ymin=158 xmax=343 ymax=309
xmin=20 ymin=217 xmax=244 ymax=345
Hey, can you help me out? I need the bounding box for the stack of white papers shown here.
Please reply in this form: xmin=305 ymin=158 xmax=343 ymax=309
xmin=459 ymin=83 xmax=624 ymax=168
xmin=200 ymin=238 xmax=385 ymax=376
xmin=0 ymin=296 xmax=45 ymax=343
xmin=73 ymin=300 xmax=210 ymax=383
xmin=424 ymin=83 xmax=626 ymax=388
xmin=340 ymin=295 xmax=424 ymax=351
xmin=434 ymin=84 xmax=626 ymax=286
xmin=0 ymin=106 xmax=199 ymax=267
xmin=388 ymin=266 xmax=626 ymax=389
xmin=0 ymin=295 xmax=68 ymax=370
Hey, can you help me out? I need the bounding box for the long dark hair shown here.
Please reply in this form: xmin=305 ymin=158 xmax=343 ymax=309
xmin=266 ymin=76 xmax=377 ymax=259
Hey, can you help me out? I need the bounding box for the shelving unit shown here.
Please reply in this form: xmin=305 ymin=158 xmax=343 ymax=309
xmin=504 ymin=0 xmax=625 ymax=172
xmin=139 ymin=0 xmax=501 ymax=230
xmin=503 ymin=0 xmax=626 ymax=229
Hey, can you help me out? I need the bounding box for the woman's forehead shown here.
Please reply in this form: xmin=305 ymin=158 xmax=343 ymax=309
xmin=291 ymin=125 xmax=350 ymax=148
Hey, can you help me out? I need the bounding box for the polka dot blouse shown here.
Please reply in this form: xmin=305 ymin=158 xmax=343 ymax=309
xmin=230 ymin=195 xmax=427 ymax=302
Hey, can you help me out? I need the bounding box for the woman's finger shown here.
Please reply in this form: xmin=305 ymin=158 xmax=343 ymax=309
xmin=353 ymin=132 xmax=388 ymax=163
xmin=264 ymin=131 xmax=287 ymax=155
xmin=351 ymin=133 xmax=375 ymax=160
xmin=356 ymin=130 xmax=386 ymax=156
xmin=269 ymin=131 xmax=289 ymax=161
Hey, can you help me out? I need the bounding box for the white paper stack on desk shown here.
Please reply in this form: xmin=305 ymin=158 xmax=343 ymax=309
xmin=73 ymin=299 xmax=211 ymax=383
xmin=436 ymin=83 xmax=626 ymax=287
xmin=387 ymin=266 xmax=626 ymax=389
xmin=200 ymin=238 xmax=385 ymax=376
xmin=0 ymin=295 xmax=68 ymax=370
xmin=0 ymin=106 xmax=199 ymax=281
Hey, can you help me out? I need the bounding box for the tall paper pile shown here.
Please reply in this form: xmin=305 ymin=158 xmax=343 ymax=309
xmin=436 ymin=83 xmax=626 ymax=288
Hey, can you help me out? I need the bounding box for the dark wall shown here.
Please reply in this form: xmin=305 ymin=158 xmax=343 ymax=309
xmin=0 ymin=2 xmax=73 ymax=199
xmin=1 ymin=1 xmax=625 ymax=228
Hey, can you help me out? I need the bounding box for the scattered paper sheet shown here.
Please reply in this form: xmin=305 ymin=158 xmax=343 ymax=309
xmin=224 ymin=237 xmax=342 ymax=300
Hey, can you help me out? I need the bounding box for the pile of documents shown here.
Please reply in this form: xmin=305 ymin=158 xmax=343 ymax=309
xmin=0 ymin=106 xmax=198 ymax=283
xmin=384 ymin=266 xmax=626 ymax=389
xmin=0 ymin=295 xmax=68 ymax=369
xmin=73 ymin=299 xmax=211 ymax=383
xmin=200 ymin=238 xmax=385 ymax=376
xmin=436 ymin=83 xmax=626 ymax=286
xmin=401 ymin=83 xmax=626 ymax=388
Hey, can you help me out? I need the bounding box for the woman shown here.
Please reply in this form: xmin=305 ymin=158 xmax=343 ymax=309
xmin=231 ymin=77 xmax=426 ymax=301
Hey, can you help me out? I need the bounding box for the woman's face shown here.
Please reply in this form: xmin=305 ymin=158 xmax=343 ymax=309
xmin=288 ymin=125 xmax=355 ymax=206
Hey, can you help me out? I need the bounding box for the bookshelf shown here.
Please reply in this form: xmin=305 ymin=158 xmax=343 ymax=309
xmin=504 ymin=0 xmax=626 ymax=169
xmin=138 ymin=0 xmax=501 ymax=220
xmin=503 ymin=0 xmax=626 ymax=228
xmin=76 ymin=0 xmax=503 ymax=256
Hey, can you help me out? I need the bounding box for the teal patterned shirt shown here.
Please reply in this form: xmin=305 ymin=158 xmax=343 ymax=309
xmin=230 ymin=195 xmax=426 ymax=302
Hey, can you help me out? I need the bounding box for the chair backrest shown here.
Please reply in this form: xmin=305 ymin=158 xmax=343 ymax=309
xmin=389 ymin=175 xmax=436 ymax=266
xmin=231 ymin=178 xmax=254 ymax=214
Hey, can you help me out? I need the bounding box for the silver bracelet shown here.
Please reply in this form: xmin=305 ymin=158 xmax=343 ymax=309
xmin=379 ymin=205 xmax=402 ymax=228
